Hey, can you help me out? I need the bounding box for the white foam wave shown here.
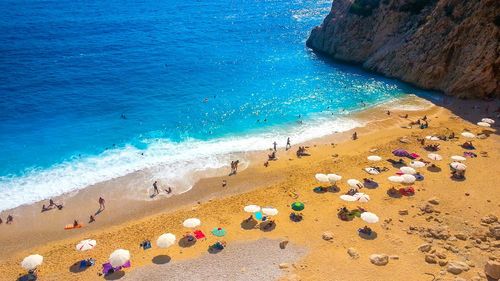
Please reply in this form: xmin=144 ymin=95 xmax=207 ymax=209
xmin=0 ymin=114 xmax=364 ymax=211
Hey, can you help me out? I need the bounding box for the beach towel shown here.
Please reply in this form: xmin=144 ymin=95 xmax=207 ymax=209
xmin=102 ymin=263 xmax=114 ymax=275
xmin=392 ymin=149 xmax=410 ymax=157
xmin=64 ymin=224 xmax=83 ymax=230
xmin=193 ymin=230 xmax=206 ymax=240
xmin=398 ymin=187 xmax=415 ymax=196
xmin=409 ymin=153 xmax=419 ymax=159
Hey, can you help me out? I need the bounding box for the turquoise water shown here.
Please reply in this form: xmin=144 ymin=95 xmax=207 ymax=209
xmin=0 ymin=0 xmax=431 ymax=210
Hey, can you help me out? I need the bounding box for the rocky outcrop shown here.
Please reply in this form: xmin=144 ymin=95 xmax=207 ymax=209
xmin=306 ymin=0 xmax=499 ymax=98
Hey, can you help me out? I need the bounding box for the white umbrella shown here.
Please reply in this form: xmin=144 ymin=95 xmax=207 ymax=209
xmin=410 ymin=160 xmax=426 ymax=168
xmin=450 ymin=162 xmax=467 ymax=171
xmin=183 ymin=218 xmax=201 ymax=228
xmin=401 ymin=174 xmax=416 ymax=184
xmin=347 ymin=179 xmax=362 ymax=189
xmin=367 ymin=155 xmax=382 ymax=161
xmin=388 ymin=175 xmax=403 ymax=183
xmin=461 ymin=132 xmax=475 ymax=138
xmin=261 ymin=207 xmax=279 ymax=216
xmin=451 ymin=155 xmax=466 ymax=162
xmin=339 ymin=194 xmax=357 ymax=202
xmin=353 ymin=192 xmax=370 ymax=203
xmin=315 ymin=173 xmax=329 ymax=183
xmin=361 ymin=212 xmax=379 ymax=224
xmin=400 ymin=166 xmax=416 ymax=175
xmin=327 ymin=173 xmax=342 ymax=183
xmin=427 ymin=153 xmax=443 ymax=161
xmin=425 ymin=136 xmax=440 ymax=141
xmin=364 ymin=167 xmax=380 ymax=175
xmin=76 ymin=239 xmax=96 ymax=252
xmin=243 ymin=205 xmax=261 ymax=213
xmin=157 ymin=233 xmax=176 ymax=249
xmin=109 ymin=249 xmax=130 ymax=267
xmin=481 ymin=118 xmax=495 ymax=124
xmin=21 ymin=254 xmax=43 ymax=271
xmin=477 ymin=122 xmax=491 ymax=127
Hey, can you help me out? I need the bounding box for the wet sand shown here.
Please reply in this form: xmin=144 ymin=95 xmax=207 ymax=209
xmin=0 ymin=95 xmax=498 ymax=281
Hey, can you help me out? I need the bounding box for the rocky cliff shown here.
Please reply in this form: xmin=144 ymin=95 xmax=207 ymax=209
xmin=306 ymin=0 xmax=499 ymax=98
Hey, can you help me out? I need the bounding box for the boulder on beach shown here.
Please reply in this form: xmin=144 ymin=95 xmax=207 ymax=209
xmin=370 ymin=254 xmax=388 ymax=266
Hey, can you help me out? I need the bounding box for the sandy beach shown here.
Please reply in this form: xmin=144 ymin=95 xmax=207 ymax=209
xmin=1 ymin=95 xmax=499 ymax=281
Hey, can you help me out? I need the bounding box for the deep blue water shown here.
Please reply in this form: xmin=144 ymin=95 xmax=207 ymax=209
xmin=0 ymin=0 xmax=432 ymax=210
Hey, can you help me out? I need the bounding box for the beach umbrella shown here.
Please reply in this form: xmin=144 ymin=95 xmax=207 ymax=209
xmin=427 ymin=153 xmax=443 ymax=161
xmin=410 ymin=161 xmax=426 ymax=168
xmin=109 ymin=249 xmax=130 ymax=267
xmin=425 ymin=136 xmax=440 ymax=141
xmin=481 ymin=118 xmax=495 ymax=124
xmin=353 ymin=192 xmax=370 ymax=203
xmin=21 ymin=254 xmax=43 ymax=271
xmin=327 ymin=174 xmax=342 ymax=183
xmin=340 ymin=194 xmax=357 ymax=202
xmin=315 ymin=173 xmax=329 ymax=183
xmin=291 ymin=202 xmax=304 ymax=211
xmin=401 ymin=174 xmax=416 ymax=184
xmin=477 ymin=122 xmax=491 ymax=127
xmin=243 ymin=205 xmax=261 ymax=213
xmin=156 ymin=233 xmax=176 ymax=249
xmin=461 ymin=132 xmax=475 ymax=138
xmin=367 ymin=155 xmax=382 ymax=161
xmin=76 ymin=239 xmax=96 ymax=252
xmin=262 ymin=207 xmax=279 ymax=216
xmin=211 ymin=227 xmax=226 ymax=237
xmin=364 ymin=167 xmax=379 ymax=175
xmin=400 ymin=166 xmax=416 ymax=175
xmin=450 ymin=162 xmax=467 ymax=171
xmin=451 ymin=155 xmax=466 ymax=162
xmin=360 ymin=212 xmax=379 ymax=224
xmin=388 ymin=175 xmax=403 ymax=183
xmin=183 ymin=218 xmax=201 ymax=228
xmin=347 ymin=179 xmax=362 ymax=189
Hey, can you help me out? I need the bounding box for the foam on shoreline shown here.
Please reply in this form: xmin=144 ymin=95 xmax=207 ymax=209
xmin=0 ymin=95 xmax=433 ymax=211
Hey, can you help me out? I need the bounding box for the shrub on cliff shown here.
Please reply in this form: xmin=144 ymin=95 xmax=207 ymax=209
xmin=349 ymin=0 xmax=381 ymax=17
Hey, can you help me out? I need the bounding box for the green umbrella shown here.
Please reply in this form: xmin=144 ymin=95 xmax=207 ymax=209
xmin=211 ymin=227 xmax=226 ymax=237
xmin=291 ymin=202 xmax=304 ymax=211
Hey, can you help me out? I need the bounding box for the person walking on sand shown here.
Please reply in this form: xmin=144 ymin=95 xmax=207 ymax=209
xmin=98 ymin=197 xmax=105 ymax=212
xmin=234 ymin=160 xmax=239 ymax=174
xmin=286 ymin=137 xmax=291 ymax=150
xmin=230 ymin=161 xmax=235 ymax=175
xmin=152 ymin=181 xmax=160 ymax=196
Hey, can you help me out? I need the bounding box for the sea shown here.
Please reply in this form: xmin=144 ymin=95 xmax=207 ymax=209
xmin=0 ymin=0 xmax=436 ymax=211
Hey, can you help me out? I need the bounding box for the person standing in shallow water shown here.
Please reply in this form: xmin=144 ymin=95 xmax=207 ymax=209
xmin=152 ymin=181 xmax=160 ymax=196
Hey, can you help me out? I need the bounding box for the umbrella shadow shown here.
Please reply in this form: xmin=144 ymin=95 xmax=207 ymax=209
xmin=152 ymin=255 xmax=171 ymax=265
xmin=289 ymin=212 xmax=303 ymax=222
xmin=363 ymin=181 xmax=379 ymax=189
xmin=387 ymin=159 xmax=405 ymax=168
xmin=386 ymin=188 xmax=402 ymax=198
xmin=178 ymin=236 xmax=197 ymax=248
xmin=259 ymin=221 xmax=276 ymax=232
xmin=69 ymin=261 xmax=90 ymax=273
xmin=104 ymin=271 xmax=125 ymax=280
xmin=18 ymin=274 xmax=35 ymax=281
xmin=240 ymin=218 xmax=258 ymax=230
xmin=450 ymin=175 xmax=466 ymax=182
xmin=427 ymin=166 xmax=442 ymax=173
xmin=313 ymin=186 xmax=340 ymax=193
xmin=358 ymin=231 xmax=378 ymax=240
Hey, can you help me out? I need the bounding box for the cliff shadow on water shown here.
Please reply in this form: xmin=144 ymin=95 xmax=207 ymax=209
xmin=307 ymin=49 xmax=500 ymax=135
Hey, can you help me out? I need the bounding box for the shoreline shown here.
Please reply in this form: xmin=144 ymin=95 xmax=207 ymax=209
xmin=0 ymin=95 xmax=498 ymax=281
xmin=0 ymin=95 xmax=436 ymax=256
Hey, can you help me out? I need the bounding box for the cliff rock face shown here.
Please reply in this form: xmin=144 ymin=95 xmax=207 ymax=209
xmin=306 ymin=0 xmax=499 ymax=98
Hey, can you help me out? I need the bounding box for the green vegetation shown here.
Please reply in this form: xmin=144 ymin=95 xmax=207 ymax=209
xmin=349 ymin=0 xmax=381 ymax=17
xmin=399 ymin=0 xmax=435 ymax=15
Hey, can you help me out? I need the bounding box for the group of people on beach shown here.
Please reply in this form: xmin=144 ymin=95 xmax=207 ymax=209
xmin=229 ymin=160 xmax=240 ymax=175
xmin=151 ymin=181 xmax=173 ymax=197
xmin=41 ymin=199 xmax=63 ymax=212
xmin=0 ymin=214 xmax=13 ymax=225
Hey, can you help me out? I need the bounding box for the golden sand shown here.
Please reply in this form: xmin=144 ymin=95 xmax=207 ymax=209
xmin=0 ymin=96 xmax=498 ymax=281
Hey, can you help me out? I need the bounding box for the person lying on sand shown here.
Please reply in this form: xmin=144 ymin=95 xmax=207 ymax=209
xmin=263 ymin=220 xmax=275 ymax=230
xmin=424 ymin=144 xmax=440 ymax=151
xmin=449 ymin=132 xmax=455 ymax=139
xmin=73 ymin=220 xmax=79 ymax=227
xmin=358 ymin=225 xmax=373 ymax=236
xmin=400 ymin=114 xmax=409 ymax=118
xmin=268 ymin=151 xmax=277 ymax=161
xmin=89 ymin=215 xmax=95 ymax=223
xmin=462 ymin=141 xmax=475 ymax=149
xmin=420 ymin=121 xmax=429 ymax=129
